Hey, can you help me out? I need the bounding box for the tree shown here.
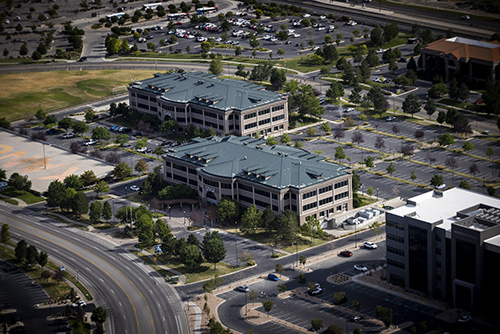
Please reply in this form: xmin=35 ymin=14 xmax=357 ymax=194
xmin=364 ymin=156 xmax=375 ymax=169
xmin=113 ymin=162 xmax=132 ymax=179
xmin=262 ymin=206 xmax=276 ymax=232
xmin=92 ymin=126 xmax=111 ymax=142
xmin=462 ymin=141 xmax=474 ymax=152
xmin=89 ymin=201 xmax=103 ymax=222
xmin=311 ymin=319 xmax=324 ymax=332
xmin=241 ymin=205 xmax=263 ymax=235
xmin=276 ymin=210 xmax=298 ymax=245
xmin=275 ymin=263 xmax=284 ymax=277
xmin=469 ymin=163 xmax=479 ymax=177
xmin=410 ymin=170 xmax=417 ymax=181
xmin=459 ymin=180 xmax=471 ymax=190
xmin=26 ymin=245 xmax=38 ymax=266
xmin=91 ymin=306 xmax=108 ymax=334
xmin=15 ymin=240 xmax=28 ymax=264
xmin=266 ymin=136 xmax=278 ymax=146
xmin=299 ymin=255 xmax=307 ymax=267
xmin=216 ymin=199 xmax=240 ymax=223
xmin=437 ymin=110 xmax=446 ymax=125
xmin=415 ymin=129 xmax=424 ymax=140
xmin=37 ymin=251 xmax=48 ymax=269
xmin=334 ymin=146 xmax=346 ymax=163
xmin=368 ymin=86 xmax=388 ymax=114
xmin=402 ymin=94 xmax=420 ymax=117
xmin=202 ymin=275 xmax=224 ymax=293
xmin=180 ymin=244 xmax=203 ymax=270
xmin=351 ymin=131 xmax=364 ymax=146
xmin=366 ymin=49 xmax=379 ymax=67
xmin=486 ymin=147 xmax=494 ymax=161
xmin=487 ymin=186 xmax=496 ymax=197
xmin=44 ymin=114 xmax=57 ymax=126
xmin=438 ymin=133 xmax=455 ymax=146
xmin=376 ymin=305 xmax=393 ymax=328
xmin=325 ymin=81 xmax=344 ymax=101
xmin=208 ymin=55 xmax=223 ymax=75
xmin=424 ymin=99 xmax=436 ymax=119
xmin=102 ymin=201 xmax=113 ymax=222
xmin=58 ymin=117 xmax=74 ymax=131
xmin=280 ymin=133 xmax=291 ymax=144
xmin=306 ymin=127 xmax=316 ymax=137
xmin=320 ymin=122 xmax=331 ymax=135
xmin=428 ymin=82 xmax=448 ymax=98
xmin=84 ymin=109 xmax=96 ymax=123
xmin=64 ymin=174 xmax=84 ymax=190
xmin=93 ymin=180 xmax=110 ymax=198
xmin=72 ymin=121 xmax=88 ymax=135
xmin=73 ymin=191 xmax=89 ymax=218
xmin=80 ymin=170 xmax=98 ymax=187
xmin=47 ymin=180 xmax=67 ymax=209
xmin=8 ymin=173 xmax=32 ymax=193
xmin=1 ymin=224 xmax=10 ymax=249
xmin=135 ymin=159 xmax=148 ymax=175
xmin=342 ymin=62 xmax=357 ymax=86
xmin=202 ymin=231 xmax=227 ymax=270
xmin=430 ymin=174 xmax=444 ymax=187
xmin=386 ymin=162 xmax=395 ymax=175
xmin=298 ymin=273 xmax=306 ymax=285
xmin=326 ymin=323 xmax=343 ymax=334
xmin=370 ymin=25 xmax=384 ymax=47
xmin=262 ymin=300 xmax=274 ymax=316
xmin=269 ymin=68 xmax=286 ymax=91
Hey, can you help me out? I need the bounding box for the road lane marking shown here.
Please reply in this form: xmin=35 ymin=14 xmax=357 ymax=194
xmin=0 ymin=214 xmax=155 ymax=334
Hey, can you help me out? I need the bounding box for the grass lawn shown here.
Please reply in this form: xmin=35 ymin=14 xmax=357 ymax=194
xmin=151 ymin=251 xmax=240 ymax=283
xmin=0 ymin=70 xmax=159 ymax=121
xmin=1 ymin=188 xmax=45 ymax=204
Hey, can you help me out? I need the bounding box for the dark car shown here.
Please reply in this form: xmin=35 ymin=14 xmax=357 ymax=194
xmin=267 ymin=273 xmax=279 ymax=281
xmin=45 ymin=128 xmax=59 ymax=135
xmin=340 ymin=250 xmax=353 ymax=257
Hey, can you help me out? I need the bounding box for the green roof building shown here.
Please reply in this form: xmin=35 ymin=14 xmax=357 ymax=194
xmin=163 ymin=136 xmax=353 ymax=225
xmin=128 ymin=71 xmax=288 ymax=137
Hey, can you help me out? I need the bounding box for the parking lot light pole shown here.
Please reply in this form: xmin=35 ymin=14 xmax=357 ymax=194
xmin=235 ymin=222 xmax=239 ymax=268
xmin=245 ymin=291 xmax=248 ymax=316
xmin=377 ymin=187 xmax=379 ymax=201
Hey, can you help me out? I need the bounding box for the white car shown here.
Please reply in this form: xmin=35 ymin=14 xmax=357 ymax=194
xmin=62 ymin=132 xmax=75 ymax=139
xmin=130 ymin=185 xmax=140 ymax=191
xmin=236 ymin=285 xmax=249 ymax=292
xmin=71 ymin=301 xmax=86 ymax=308
xmin=347 ymin=20 xmax=357 ymax=26
xmin=363 ymin=242 xmax=377 ymax=249
xmin=84 ymin=139 xmax=98 ymax=146
xmin=354 ymin=264 xmax=368 ymax=272
xmin=292 ymin=33 xmax=300 ymax=38
xmin=302 ymin=13 xmax=311 ymax=18
xmin=375 ymin=48 xmax=387 ymax=54
xmin=435 ymin=184 xmax=446 ymax=190
xmin=319 ymin=15 xmax=326 ymax=20
xmin=317 ymin=27 xmax=326 ymax=31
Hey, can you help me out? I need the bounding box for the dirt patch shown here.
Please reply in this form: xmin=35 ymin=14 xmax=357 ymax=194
xmin=327 ymin=273 xmax=351 ymax=285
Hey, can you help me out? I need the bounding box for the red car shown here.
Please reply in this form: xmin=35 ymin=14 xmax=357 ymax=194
xmin=340 ymin=250 xmax=353 ymax=257
xmin=474 ymin=98 xmax=484 ymax=105
xmin=175 ymin=22 xmax=183 ymax=25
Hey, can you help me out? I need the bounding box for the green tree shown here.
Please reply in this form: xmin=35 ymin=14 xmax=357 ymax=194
xmin=216 ymin=199 xmax=240 ymax=223
xmin=410 ymin=170 xmax=417 ymax=181
xmin=44 ymin=114 xmax=57 ymax=126
xmin=280 ymin=133 xmax=291 ymax=144
xmin=375 ymin=305 xmax=393 ymax=328
xmin=326 ymin=323 xmax=343 ymax=334
xmin=37 ymin=251 xmax=48 ymax=269
xmin=46 ymin=180 xmax=67 ymax=208
xmin=72 ymin=121 xmax=88 ymax=135
xmin=84 ymin=109 xmax=96 ymax=123
xmin=462 ymin=141 xmax=474 ymax=152
xmin=320 ymin=122 xmax=331 ymax=135
xmin=366 ymin=49 xmax=379 ymax=67
xmin=137 ymin=215 xmax=154 ymax=247
xmin=370 ymin=25 xmax=384 ymax=47
xmin=334 ymin=146 xmax=346 ymax=163
xmin=113 ymin=162 xmax=132 ymax=179
xmin=8 ymin=173 xmax=32 ymax=193
xmin=1 ymin=224 xmax=10 ymax=249
xmin=180 ymin=243 xmax=203 ymax=270
xmin=459 ymin=180 xmax=471 ymax=190
xmin=92 ymin=126 xmax=111 ymax=142
xmin=135 ymin=159 xmax=148 ymax=175
xmin=438 ymin=133 xmax=455 ymax=146
xmin=26 ymin=245 xmax=38 ymax=266
xmin=311 ymin=319 xmax=324 ymax=332
xmin=73 ymin=191 xmax=89 ymax=218
xmin=428 ymin=82 xmax=448 ymax=98
xmin=80 ymin=170 xmax=98 ymax=187
xmin=91 ymin=306 xmax=108 ymax=334
xmin=102 ymin=201 xmax=113 ymax=222
xmin=276 ymin=210 xmax=298 ymax=245
xmin=241 ymin=205 xmax=263 ymax=235
xmin=269 ymin=68 xmax=286 ymax=91
xmin=15 ymin=240 xmax=28 ymax=264
xmin=342 ymin=61 xmax=357 ymax=86
xmin=35 ymin=109 xmax=48 ymax=122
xmin=386 ymin=162 xmax=395 ymax=175
xmin=93 ymin=180 xmax=110 ymax=198
xmin=58 ymin=117 xmax=74 ymax=131
xmin=424 ymin=99 xmax=436 ymax=119
xmin=266 ymin=136 xmax=278 ymax=146
xmin=326 ymin=81 xmax=344 ymax=101
xmin=262 ymin=300 xmax=274 ymax=316
xmin=89 ymin=201 xmax=103 ymax=222
xmin=368 ymin=86 xmax=387 ymax=114
xmin=486 ymin=147 xmax=494 ymax=161
xmin=436 ymin=110 xmax=446 ymax=125
xmin=202 ymin=275 xmax=224 ymax=293
xmin=364 ymin=156 xmax=375 ymax=169
xmin=208 ymin=55 xmax=223 ymax=75
xmin=402 ymin=94 xmax=420 ymax=117
xmin=64 ymin=174 xmax=84 ymax=190
xmin=202 ymin=231 xmax=227 ymax=270
xmin=430 ymin=174 xmax=444 ymax=187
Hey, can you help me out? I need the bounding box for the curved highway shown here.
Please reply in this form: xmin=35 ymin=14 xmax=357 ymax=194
xmin=0 ymin=203 xmax=189 ymax=334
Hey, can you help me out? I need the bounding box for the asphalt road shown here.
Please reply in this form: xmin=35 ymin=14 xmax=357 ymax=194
xmin=0 ymin=203 xmax=189 ymax=334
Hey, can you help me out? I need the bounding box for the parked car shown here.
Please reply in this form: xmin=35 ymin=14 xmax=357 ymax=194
xmin=309 ymin=287 xmax=323 ymax=295
xmin=351 ymin=315 xmax=363 ymax=322
xmin=61 ymin=132 xmax=75 ymax=139
xmin=130 ymin=185 xmax=140 ymax=191
xmin=136 ymin=147 xmax=147 ymax=153
xmin=354 ymin=264 xmax=368 ymax=272
xmin=435 ymin=183 xmax=446 ymax=190
xmin=363 ymin=242 xmax=377 ymax=249
xmin=375 ymin=48 xmax=387 ymax=54
xmin=236 ymin=285 xmax=249 ymax=292
xmin=267 ymin=273 xmax=279 ymax=281
xmin=46 ymin=128 xmax=59 ymax=135
xmin=386 ymin=116 xmax=396 ymax=122
xmin=474 ymin=98 xmax=484 ymax=104
xmin=84 ymin=139 xmax=98 ymax=146
xmin=71 ymin=301 xmax=86 ymax=308
xmin=340 ymin=250 xmax=353 ymax=257
xmin=458 ymin=315 xmax=471 ymax=322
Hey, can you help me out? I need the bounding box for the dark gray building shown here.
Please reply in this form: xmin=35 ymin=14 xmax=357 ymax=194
xmin=128 ymin=71 xmax=288 ymax=137
xmin=385 ymin=188 xmax=500 ymax=313
xmin=162 ymin=136 xmax=353 ymax=225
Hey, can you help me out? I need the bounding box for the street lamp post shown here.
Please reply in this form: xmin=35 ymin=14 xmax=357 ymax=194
xmin=183 ymin=210 xmax=186 ymax=230
xmin=235 ymin=222 xmax=239 ymax=267
xmin=245 ymin=291 xmax=248 ymax=316
xmin=376 ymin=187 xmax=379 ymax=201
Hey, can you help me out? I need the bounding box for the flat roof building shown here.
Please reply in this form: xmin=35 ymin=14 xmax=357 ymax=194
xmin=162 ymin=136 xmax=353 ymax=225
xmin=128 ymin=72 xmax=288 ymax=137
xmin=385 ymin=188 xmax=500 ymax=314
xmin=421 ymin=37 xmax=500 ymax=83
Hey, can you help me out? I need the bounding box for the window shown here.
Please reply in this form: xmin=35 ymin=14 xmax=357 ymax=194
xmin=436 ymin=261 xmax=441 ymax=269
xmin=291 ymin=193 xmax=296 ymax=199
xmin=255 ymin=188 xmax=270 ymax=197
xmin=221 ymin=183 xmax=232 ymax=189
xmin=387 ymin=220 xmax=404 ymax=231
xmin=387 ymin=234 xmax=404 ymax=244
xmin=291 ymin=205 xmax=297 ymax=212
xmin=319 ymin=185 xmax=332 ymax=194
xmin=165 ymin=161 xmax=171 ymax=167
xmin=436 ymin=248 xmax=441 ymax=255
xmin=435 ymin=234 xmax=442 ymax=242
xmin=239 ymin=184 xmax=252 ymax=192
xmin=303 ymin=202 xmax=317 ymax=211
xmin=334 ymin=180 xmax=348 ymax=189
xmin=163 ymin=105 xmax=175 ymax=112
xmin=173 ymin=163 xmax=187 ymax=172
xmin=258 ymin=118 xmax=270 ymax=126
xmin=272 ymin=205 xmax=278 ymax=211
xmin=272 ymin=104 xmax=284 ymax=112
xmin=334 ymin=191 xmax=349 ymax=201
xmin=239 ymin=195 xmax=253 ymax=204
xmin=319 ymin=197 xmax=333 ymax=206
xmin=244 ymin=122 xmax=257 ymax=130
xmin=387 ymin=246 xmax=404 ymax=257
xmin=387 ymin=258 xmax=405 ymax=269
xmin=244 ymin=112 xmax=256 ymax=120
xmin=173 ymin=174 xmax=187 ymax=182
xmin=258 ymin=108 xmax=270 ymax=116
xmin=272 ymin=114 xmax=285 ymax=122
xmin=166 ymin=172 xmax=172 ymax=178
xmin=189 ymin=179 xmax=198 ymax=186
xmin=302 ymin=190 xmax=317 ymax=200
xmin=272 ymin=194 xmax=278 ymax=200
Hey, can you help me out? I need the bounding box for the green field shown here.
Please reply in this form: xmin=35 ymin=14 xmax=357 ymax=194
xmin=0 ymin=70 xmax=159 ymax=121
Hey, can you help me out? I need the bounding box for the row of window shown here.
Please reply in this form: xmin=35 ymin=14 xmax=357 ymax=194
xmin=303 ymin=202 xmax=317 ymax=211
xmin=334 ymin=191 xmax=349 ymax=201
xmin=244 ymin=122 xmax=257 ymax=130
xmin=259 ymin=118 xmax=271 ymax=126
xmin=387 ymin=220 xmax=404 ymax=231
xmin=258 ymin=108 xmax=270 ymax=116
xmin=173 ymin=163 xmax=186 ymax=172
xmin=387 ymin=246 xmax=405 ymax=257
xmin=334 ymin=180 xmax=348 ymax=189
xmin=387 ymin=234 xmax=405 ymax=244
xmin=272 ymin=114 xmax=285 ymax=122
xmin=319 ymin=185 xmax=332 ymax=194
xmin=303 ymin=190 xmax=317 ymax=200
xmin=319 ymin=196 xmax=333 ymax=206
xmin=244 ymin=112 xmax=256 ymax=120
xmin=387 ymin=258 xmax=405 ymax=270
xmin=272 ymin=104 xmax=285 ymax=112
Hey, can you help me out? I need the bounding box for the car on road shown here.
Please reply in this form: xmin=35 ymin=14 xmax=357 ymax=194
xmin=385 ymin=116 xmax=396 ymax=122
xmin=130 ymin=185 xmax=140 ymax=191
xmin=458 ymin=315 xmax=471 ymax=323
xmin=236 ymin=285 xmax=249 ymax=292
xmin=363 ymin=242 xmax=377 ymax=249
xmin=354 ymin=264 xmax=368 ymax=272
xmin=61 ymin=132 xmax=75 ymax=139
xmin=267 ymin=273 xmax=279 ymax=281
xmin=340 ymin=250 xmax=353 ymax=257
xmin=460 ymin=15 xmax=470 ymax=20
xmin=71 ymin=301 xmax=86 ymax=308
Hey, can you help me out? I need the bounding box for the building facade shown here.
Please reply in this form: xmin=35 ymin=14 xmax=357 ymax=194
xmin=128 ymin=71 xmax=288 ymax=137
xmin=421 ymin=37 xmax=500 ymax=83
xmin=162 ymin=136 xmax=353 ymax=225
xmin=385 ymin=188 xmax=500 ymax=313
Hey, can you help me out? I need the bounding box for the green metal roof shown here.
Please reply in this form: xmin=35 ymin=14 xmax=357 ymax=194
xmin=129 ymin=72 xmax=286 ymax=112
xmin=166 ymin=136 xmax=349 ymax=190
